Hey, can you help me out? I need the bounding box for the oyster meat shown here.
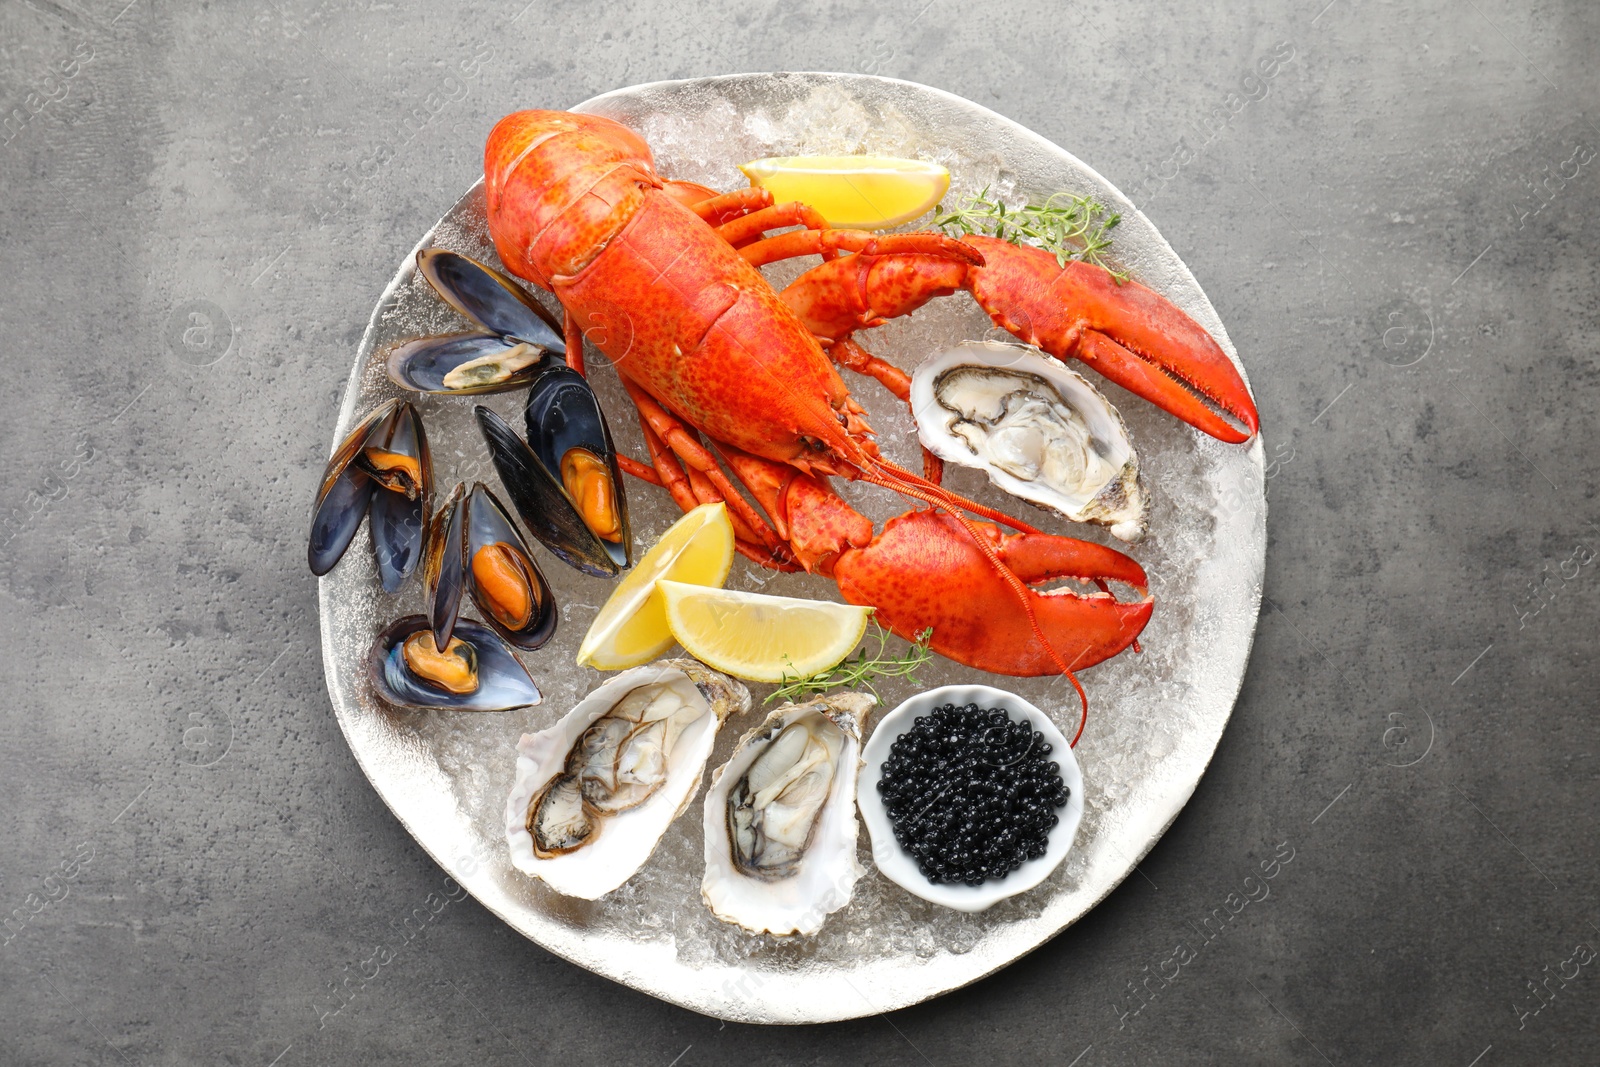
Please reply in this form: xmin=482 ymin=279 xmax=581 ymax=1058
xmin=911 ymin=340 xmax=1148 ymax=542
xmin=702 ymin=692 xmax=874 ymax=936
xmin=505 ymin=660 xmax=748 ymax=899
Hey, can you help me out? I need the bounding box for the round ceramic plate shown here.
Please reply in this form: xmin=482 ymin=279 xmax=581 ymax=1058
xmin=318 ymin=72 xmax=1266 ymax=1024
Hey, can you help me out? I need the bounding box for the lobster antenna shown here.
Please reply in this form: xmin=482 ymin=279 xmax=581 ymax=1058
xmin=1065 ymin=669 xmax=1089 ymax=748
xmin=874 ymin=455 xmax=1045 ymax=536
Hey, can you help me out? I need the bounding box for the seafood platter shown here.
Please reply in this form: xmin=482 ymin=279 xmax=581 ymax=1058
xmin=314 ymin=73 xmax=1265 ymax=1023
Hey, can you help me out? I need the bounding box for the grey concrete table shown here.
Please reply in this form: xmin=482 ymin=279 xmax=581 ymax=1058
xmin=3 ymin=1 xmax=1596 ymax=1063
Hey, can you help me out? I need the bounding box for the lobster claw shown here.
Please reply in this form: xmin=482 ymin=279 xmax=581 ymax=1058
xmin=963 ymin=235 xmax=1260 ymax=443
xmin=831 ymin=509 xmax=1153 ymax=677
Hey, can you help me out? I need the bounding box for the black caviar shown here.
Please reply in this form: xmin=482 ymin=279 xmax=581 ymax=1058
xmin=876 ymin=702 xmax=1069 ymax=887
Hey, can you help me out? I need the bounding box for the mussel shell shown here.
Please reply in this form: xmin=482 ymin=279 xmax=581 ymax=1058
xmin=524 ymin=360 xmax=631 ymax=571
xmin=386 ymin=332 xmax=552 ymax=395
xmin=371 ymin=491 xmax=424 ymax=593
xmin=475 ymin=405 xmax=624 ymax=578
xmin=416 ymin=249 xmax=564 ymax=350
xmin=368 ymin=615 xmax=541 ymax=712
xmin=369 ymin=403 xmax=432 ymax=592
xmin=424 ymin=482 xmax=468 ymax=649
xmin=465 ymin=483 xmax=557 ymax=650
xmin=309 ymin=399 xmax=398 ymax=576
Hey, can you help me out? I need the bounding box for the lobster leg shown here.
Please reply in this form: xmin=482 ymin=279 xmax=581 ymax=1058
xmin=635 ymin=417 xmax=701 ymax=513
xmin=615 ymin=454 xmax=661 ymax=485
xmin=778 ymin=236 xmax=1259 ymax=442
xmin=687 ymin=187 xmax=772 ymax=226
xmin=660 ymin=184 xmax=823 ymax=240
xmin=831 ymin=509 xmax=1152 ymax=677
xmin=563 ymin=309 xmax=585 ymax=376
xmin=829 ymin=336 xmax=911 ymax=399
xmin=827 ymin=337 xmax=943 ymax=484
xmin=717 ymin=201 xmax=832 ymax=248
xmin=716 ymin=445 xmax=1150 ymax=677
xmin=621 ymin=376 xmax=795 ymax=566
xmin=636 ymin=413 xmax=797 ymax=570
xmin=742 ymin=229 xmax=982 ymax=269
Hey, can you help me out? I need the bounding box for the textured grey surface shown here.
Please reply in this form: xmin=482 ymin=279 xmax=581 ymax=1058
xmin=1 ymin=0 xmax=1596 ymax=1063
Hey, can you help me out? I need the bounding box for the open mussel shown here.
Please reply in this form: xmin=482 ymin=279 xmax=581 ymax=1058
xmin=475 ymin=362 xmax=631 ymax=577
xmin=368 ymin=615 xmax=540 ymax=712
xmin=368 ymin=479 xmax=549 ymax=713
xmin=426 ymin=481 xmax=558 ymax=651
xmin=523 ymin=358 xmax=630 ymax=565
xmin=308 ymin=399 xmax=432 ymax=591
xmin=466 ymin=484 xmax=558 ymax=649
xmin=386 ymin=250 xmax=566 ymax=395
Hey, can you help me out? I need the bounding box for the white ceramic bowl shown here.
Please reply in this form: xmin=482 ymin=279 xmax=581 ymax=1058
xmin=858 ymin=684 xmax=1085 ymax=912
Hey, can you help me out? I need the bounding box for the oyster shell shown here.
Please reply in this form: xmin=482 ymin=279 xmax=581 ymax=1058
xmin=910 ymin=341 xmax=1148 ymax=542
xmin=701 ymin=692 xmax=874 ymax=937
xmin=505 ymin=660 xmax=748 ymax=899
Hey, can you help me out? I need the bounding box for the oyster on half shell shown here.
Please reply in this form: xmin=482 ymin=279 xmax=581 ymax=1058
xmin=702 ymin=692 xmax=874 ymax=937
xmin=911 ymin=341 xmax=1148 ymax=542
xmin=505 ymin=660 xmax=748 ymax=899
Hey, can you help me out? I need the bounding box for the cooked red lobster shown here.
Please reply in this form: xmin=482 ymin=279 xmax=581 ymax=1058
xmin=481 ymin=109 xmax=1257 ymax=697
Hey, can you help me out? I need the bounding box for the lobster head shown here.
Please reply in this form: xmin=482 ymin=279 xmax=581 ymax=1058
xmin=484 ymin=110 xmax=663 ymax=290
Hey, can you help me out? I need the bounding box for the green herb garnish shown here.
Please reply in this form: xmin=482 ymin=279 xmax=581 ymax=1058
xmin=767 ymin=624 xmax=934 ymax=704
xmin=934 ymin=186 xmax=1125 ymax=279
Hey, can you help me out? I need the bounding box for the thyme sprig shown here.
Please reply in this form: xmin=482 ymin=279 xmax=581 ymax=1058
xmin=934 ymin=186 xmax=1125 ymax=279
xmin=767 ymin=623 xmax=935 ymax=704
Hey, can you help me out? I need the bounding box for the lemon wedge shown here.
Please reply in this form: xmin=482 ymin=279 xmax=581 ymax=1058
xmin=739 ymin=155 xmax=950 ymax=230
xmin=657 ymin=580 xmax=872 ymax=683
xmin=577 ymin=503 xmax=735 ymax=670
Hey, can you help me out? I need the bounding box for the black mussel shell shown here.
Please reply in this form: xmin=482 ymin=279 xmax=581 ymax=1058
xmin=386 ymin=332 xmax=553 ymax=395
xmin=368 ymin=615 xmax=541 ymax=712
xmin=424 ymin=483 xmax=468 ymax=650
xmin=416 ymin=249 xmax=564 ymax=350
xmin=475 ymin=406 xmax=622 ymax=578
xmin=309 ymin=399 xmax=399 ymax=576
xmin=524 ymin=360 xmax=632 ymax=571
xmin=465 ymin=483 xmax=557 ymax=650
xmin=367 ymin=403 xmax=432 ymax=593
